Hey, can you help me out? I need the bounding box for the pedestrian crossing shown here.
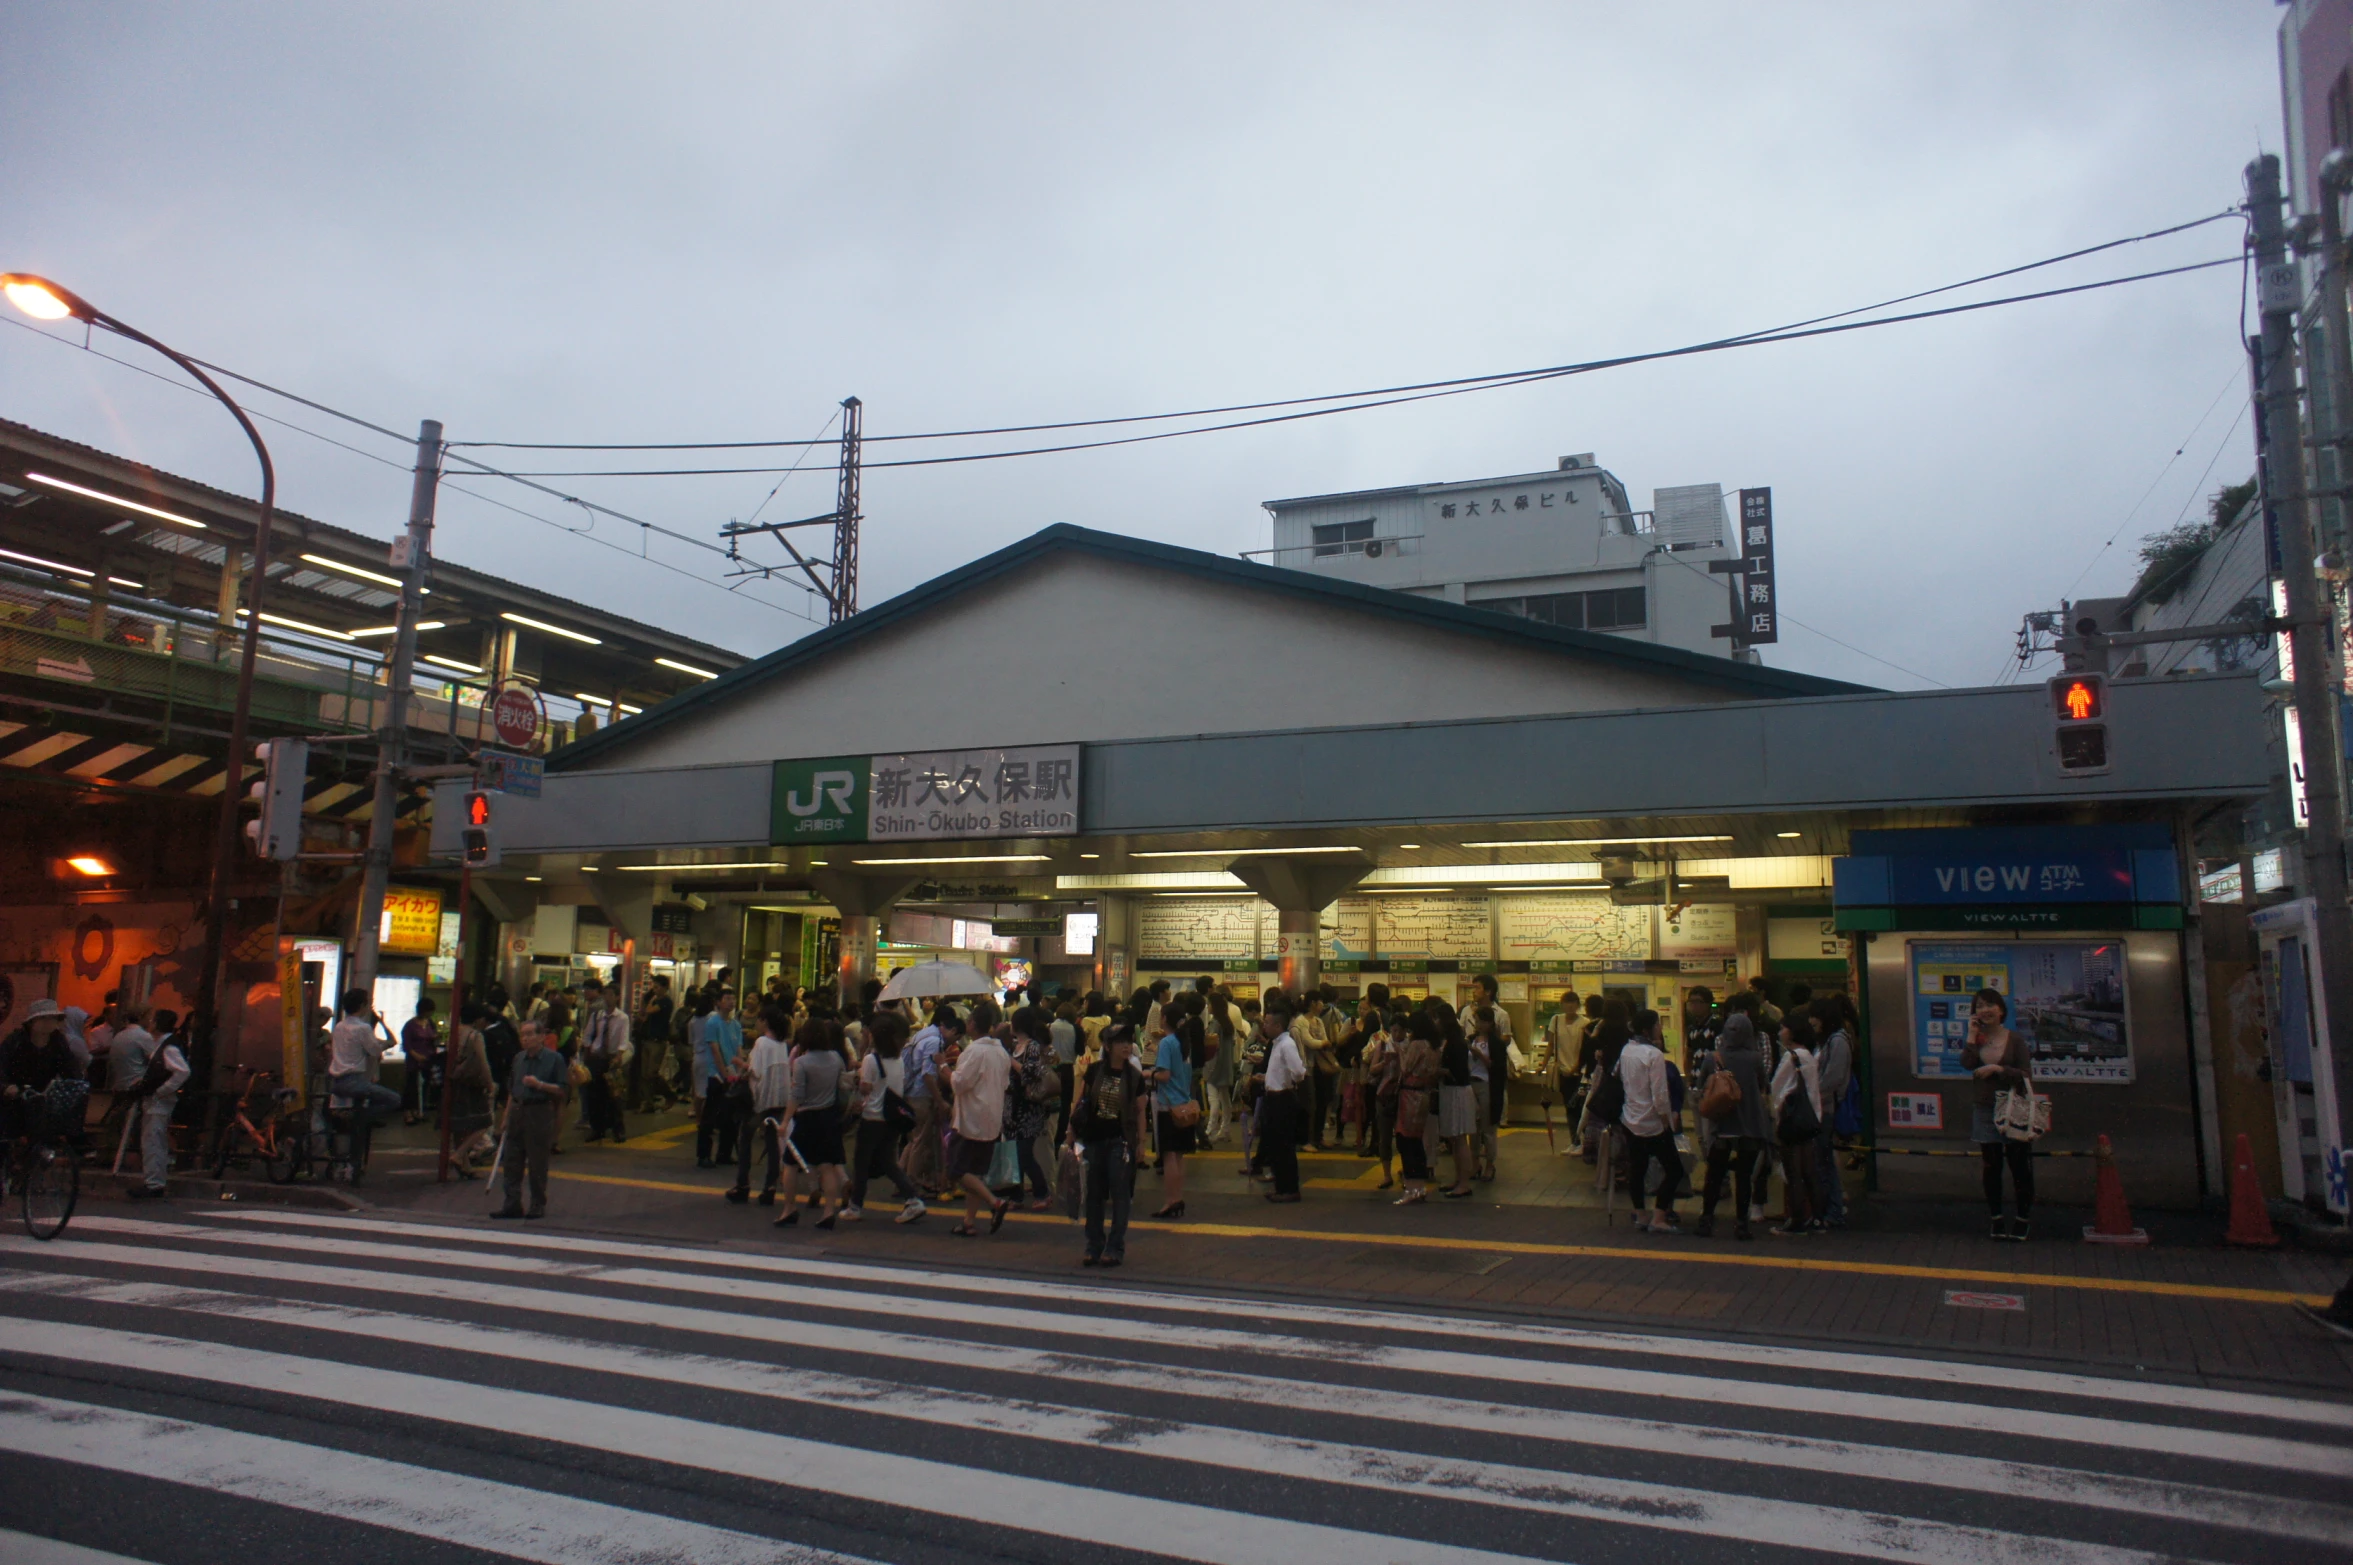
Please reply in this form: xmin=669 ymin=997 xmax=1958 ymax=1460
xmin=0 ymin=1212 xmax=2345 ymax=1565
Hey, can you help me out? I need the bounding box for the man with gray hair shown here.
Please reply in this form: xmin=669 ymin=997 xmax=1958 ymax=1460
xmin=493 ymin=1020 xmax=567 ymax=1220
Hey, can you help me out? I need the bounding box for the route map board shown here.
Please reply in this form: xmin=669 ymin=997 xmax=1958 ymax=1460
xmin=1659 ymin=903 xmax=1737 ymax=958
xmin=1375 ymin=895 xmax=1493 ymax=960
xmin=1498 ymin=896 xmax=1652 ymax=962
xmin=1138 ymin=898 xmax=1264 ymax=961
xmin=1322 ymin=898 xmax=1374 ymax=961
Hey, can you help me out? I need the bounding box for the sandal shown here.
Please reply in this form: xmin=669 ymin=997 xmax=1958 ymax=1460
xmin=989 ymin=1198 xmax=1011 ymax=1234
xmin=951 ymin=1222 xmax=980 ymax=1237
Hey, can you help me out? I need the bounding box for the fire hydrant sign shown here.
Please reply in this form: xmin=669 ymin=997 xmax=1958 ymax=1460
xmin=490 ymin=682 xmax=543 ymax=750
xmin=770 ymin=745 xmax=1080 ymax=844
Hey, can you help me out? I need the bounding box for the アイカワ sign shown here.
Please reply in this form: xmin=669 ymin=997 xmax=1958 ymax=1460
xmin=379 ymin=887 xmax=444 ymax=956
xmin=771 ymin=745 xmax=1080 ymax=845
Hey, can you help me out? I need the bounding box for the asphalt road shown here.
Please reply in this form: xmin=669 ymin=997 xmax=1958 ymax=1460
xmin=0 ymin=1208 xmax=2346 ymax=1564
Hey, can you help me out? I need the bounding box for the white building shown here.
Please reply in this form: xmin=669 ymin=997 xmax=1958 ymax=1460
xmin=1258 ymin=454 xmax=1751 ymax=660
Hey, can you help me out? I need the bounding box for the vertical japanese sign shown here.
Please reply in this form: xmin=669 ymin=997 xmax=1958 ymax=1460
xmin=277 ymin=939 xmax=308 ymax=1108
xmin=1738 ymin=486 xmax=1778 ymax=644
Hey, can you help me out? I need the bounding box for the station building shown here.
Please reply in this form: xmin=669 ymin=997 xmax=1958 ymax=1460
xmin=433 ymin=522 xmax=2274 ymax=1213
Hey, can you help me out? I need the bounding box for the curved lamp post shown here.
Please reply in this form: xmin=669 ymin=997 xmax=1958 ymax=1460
xmin=3 ymin=273 xmax=278 ymax=1032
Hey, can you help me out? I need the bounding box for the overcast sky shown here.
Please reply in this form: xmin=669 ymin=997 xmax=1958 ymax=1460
xmin=0 ymin=3 xmax=2285 ymax=689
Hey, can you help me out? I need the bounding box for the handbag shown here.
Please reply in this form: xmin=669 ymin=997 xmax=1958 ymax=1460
xmin=1057 ymin=1142 xmax=1083 ymax=1219
xmin=1995 ymin=1081 xmax=2052 ymax=1142
xmin=1339 ymin=1081 xmax=1364 ymax=1125
xmin=1777 ymin=1084 xmax=1822 ymax=1144
xmin=1696 ymin=1062 xmax=1742 ymax=1122
xmin=985 ymin=1136 xmax=1020 ymax=1189
xmin=1393 ymin=1082 xmax=1432 ymax=1139
xmin=568 ymin=1057 xmax=591 ymax=1087
xmin=1168 ymin=1098 xmax=1202 ymax=1128
xmin=881 ymin=1087 xmax=916 ymax=1134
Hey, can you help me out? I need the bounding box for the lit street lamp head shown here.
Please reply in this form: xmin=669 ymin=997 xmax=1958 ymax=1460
xmin=0 ymin=273 xmax=95 ymax=323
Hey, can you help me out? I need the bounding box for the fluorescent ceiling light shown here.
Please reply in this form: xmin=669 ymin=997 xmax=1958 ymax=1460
xmin=852 ymin=854 xmax=1053 ymax=866
xmin=1362 ymin=863 xmax=1603 ymax=886
xmin=1132 ymin=845 xmax=1362 ymax=858
xmin=617 ymin=702 xmax=643 ymax=715
xmin=106 ymin=575 xmax=142 ymax=590
xmin=655 ymin=657 xmax=719 ymax=680
xmin=237 ymin=608 xmax=354 ymax=642
xmin=809 ymin=859 xmax=828 ymax=866
xmin=1777 ymin=831 xmax=1803 ymax=839
xmin=300 ymin=552 xmax=412 ymax=590
xmin=1397 ymin=843 xmax=1420 ymax=849
xmin=574 ymin=693 xmax=609 ymax=707
xmin=1151 ymin=890 xmax=1260 ymax=897
xmin=423 ymin=654 xmax=484 ymax=674
xmin=23 ymin=471 xmax=206 ymax=529
xmin=616 ymin=861 xmax=779 ymax=872
xmin=523 ymin=876 xmax=542 ymax=882
xmin=0 ymin=545 xmax=89 ymax=576
xmin=1079 ymin=853 xmax=1100 ymax=860
xmin=1456 ymin=834 xmax=1733 ymax=849
xmin=502 ymin=610 xmax=601 ymax=645
xmin=65 ymin=855 xmax=115 ymax=877
xmin=348 ymin=621 xmax=446 ymax=638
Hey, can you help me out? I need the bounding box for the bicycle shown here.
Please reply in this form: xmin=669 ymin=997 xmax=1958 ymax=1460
xmin=0 ymin=1087 xmax=82 ymax=1240
xmin=212 ymin=1066 xmax=302 ymax=1185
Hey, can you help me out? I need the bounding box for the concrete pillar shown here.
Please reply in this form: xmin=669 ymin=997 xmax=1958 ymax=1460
xmin=808 ymin=869 xmax=921 ymax=1008
xmin=1226 ymin=853 xmax=1373 ymax=1005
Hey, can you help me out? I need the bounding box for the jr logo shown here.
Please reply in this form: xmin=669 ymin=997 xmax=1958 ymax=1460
xmin=786 ymin=770 xmax=857 ymax=818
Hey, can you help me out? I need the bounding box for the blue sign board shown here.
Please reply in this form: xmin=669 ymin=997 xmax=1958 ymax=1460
xmin=1837 ymin=824 xmax=2177 ymax=909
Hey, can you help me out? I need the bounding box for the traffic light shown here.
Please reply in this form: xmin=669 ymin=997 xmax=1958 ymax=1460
xmin=242 ymin=737 xmax=309 ymax=859
xmin=2049 ymin=672 xmax=2109 ymax=776
xmin=460 ymin=789 xmax=499 ymax=868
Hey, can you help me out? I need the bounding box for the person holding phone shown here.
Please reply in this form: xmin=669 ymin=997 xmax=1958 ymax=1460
xmin=1963 ymin=987 xmax=2035 ymax=1241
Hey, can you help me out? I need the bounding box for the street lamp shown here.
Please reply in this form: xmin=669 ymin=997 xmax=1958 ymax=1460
xmin=3 ymin=271 xmax=280 ymax=1035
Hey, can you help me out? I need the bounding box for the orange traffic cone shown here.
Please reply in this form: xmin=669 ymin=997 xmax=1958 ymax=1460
xmin=2083 ymin=1133 xmax=2150 ymax=1246
xmin=2225 ymin=1131 xmax=2281 ymax=1248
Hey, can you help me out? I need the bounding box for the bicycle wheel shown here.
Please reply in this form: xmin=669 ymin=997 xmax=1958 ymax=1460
xmin=23 ymin=1139 xmax=78 ymax=1239
xmin=264 ymin=1122 xmax=299 ymax=1185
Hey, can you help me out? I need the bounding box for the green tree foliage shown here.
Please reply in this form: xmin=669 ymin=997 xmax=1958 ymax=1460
xmin=2131 ymin=478 xmax=2256 ymax=606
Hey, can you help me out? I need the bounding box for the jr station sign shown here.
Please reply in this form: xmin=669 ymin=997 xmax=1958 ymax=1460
xmin=770 ymin=744 xmax=1080 ymax=845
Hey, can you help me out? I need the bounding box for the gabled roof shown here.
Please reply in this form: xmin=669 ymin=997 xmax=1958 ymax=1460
xmin=548 ymin=522 xmax=1872 ymax=771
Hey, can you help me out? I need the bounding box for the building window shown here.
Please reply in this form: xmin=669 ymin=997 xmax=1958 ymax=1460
xmin=1585 ymin=586 xmax=1647 ymax=630
xmin=1475 ymin=585 xmax=1645 ymax=631
xmin=1312 ymin=519 xmax=1375 ymax=557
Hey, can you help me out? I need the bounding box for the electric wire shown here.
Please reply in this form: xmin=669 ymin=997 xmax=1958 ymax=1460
xmin=0 ymin=313 xmax=823 ymax=623
xmin=446 ymin=209 xmax=2244 ymax=453
xmin=482 ymin=253 xmax=2249 ymax=477
xmin=1656 ymin=548 xmax=1950 ymax=690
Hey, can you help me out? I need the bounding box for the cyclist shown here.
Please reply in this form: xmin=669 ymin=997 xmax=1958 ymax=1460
xmin=1 ymin=998 xmax=77 ymax=1142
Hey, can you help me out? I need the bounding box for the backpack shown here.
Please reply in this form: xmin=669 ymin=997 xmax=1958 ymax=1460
xmin=1586 ymin=1062 xmax=1627 ymax=1126
xmin=126 ymin=1034 xmax=180 ymax=1101
xmin=1697 ymin=1058 xmax=1743 ymax=1121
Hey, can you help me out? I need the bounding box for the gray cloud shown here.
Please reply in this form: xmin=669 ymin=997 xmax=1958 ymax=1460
xmin=0 ymin=2 xmax=2279 ymax=686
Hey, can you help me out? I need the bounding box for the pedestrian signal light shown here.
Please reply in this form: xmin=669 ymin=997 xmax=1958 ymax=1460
xmin=241 ymin=737 xmax=309 ymax=859
xmin=2048 ymin=673 xmax=2110 ymax=777
xmin=460 ymin=789 xmax=498 ymax=868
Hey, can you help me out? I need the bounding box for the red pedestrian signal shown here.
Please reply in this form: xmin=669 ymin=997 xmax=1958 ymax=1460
xmin=465 ymin=791 xmax=492 ymax=828
xmin=2048 ymin=673 xmax=2110 ymax=777
xmin=460 ymin=790 xmax=498 ymax=867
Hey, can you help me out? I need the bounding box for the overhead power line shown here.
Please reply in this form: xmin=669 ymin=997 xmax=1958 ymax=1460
xmin=479 ymin=251 xmax=2246 ymax=477
xmin=446 ymin=208 xmax=2242 ymax=453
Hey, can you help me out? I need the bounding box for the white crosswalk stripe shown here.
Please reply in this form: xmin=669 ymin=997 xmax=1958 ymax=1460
xmin=0 ymin=1211 xmax=2345 ymax=1565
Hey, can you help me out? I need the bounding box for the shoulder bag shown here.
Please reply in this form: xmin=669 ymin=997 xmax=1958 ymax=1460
xmin=1777 ymin=1080 xmax=1821 ymax=1144
xmin=1697 ymin=1060 xmax=1742 ymax=1122
xmin=1995 ymin=1080 xmax=2052 ymax=1142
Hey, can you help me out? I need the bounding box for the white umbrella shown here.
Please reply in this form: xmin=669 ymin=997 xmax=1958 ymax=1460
xmin=878 ymin=959 xmax=995 ymax=1001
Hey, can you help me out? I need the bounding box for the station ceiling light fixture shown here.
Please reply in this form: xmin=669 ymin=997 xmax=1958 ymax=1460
xmin=299 ymin=552 xmax=417 ymax=591
xmin=852 ymin=853 xmax=1053 ymax=866
xmin=1457 ymin=834 xmax=1733 ymax=849
xmin=349 ymin=620 xmax=446 ymax=637
xmin=1079 ymin=853 xmax=1101 ymax=860
xmin=1397 ymin=842 xmax=1421 ymax=849
xmin=423 ymin=654 xmax=484 ymax=674
xmin=1132 ymin=844 xmax=1363 ymax=858
xmin=501 ymin=610 xmax=602 ymax=645
xmin=1777 ymin=831 xmax=1803 ymax=839
xmin=614 ymin=861 xmax=779 ymax=872
xmin=655 ymin=657 xmax=720 ymax=680
xmin=22 ymin=470 xmax=207 ymax=529
xmin=0 ymin=545 xmax=90 ymax=576
xmin=65 ymin=855 xmax=115 ymax=877
xmin=236 ymin=608 xmax=353 ymax=642
xmin=1361 ymin=862 xmax=1604 ymax=886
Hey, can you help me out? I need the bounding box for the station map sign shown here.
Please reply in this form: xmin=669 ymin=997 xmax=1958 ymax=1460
xmin=771 ymin=745 xmax=1079 ymax=845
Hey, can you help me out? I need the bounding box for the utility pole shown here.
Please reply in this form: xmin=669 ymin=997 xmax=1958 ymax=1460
xmin=351 ymin=420 xmax=444 ymax=1004
xmin=829 ymin=395 xmax=862 ymax=622
xmin=2249 ymin=156 xmax=2353 ymax=1324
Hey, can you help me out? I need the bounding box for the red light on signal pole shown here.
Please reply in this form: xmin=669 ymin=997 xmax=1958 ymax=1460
xmin=2055 ymin=676 xmax=2103 ymax=721
xmin=465 ymin=791 xmax=491 ymax=827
